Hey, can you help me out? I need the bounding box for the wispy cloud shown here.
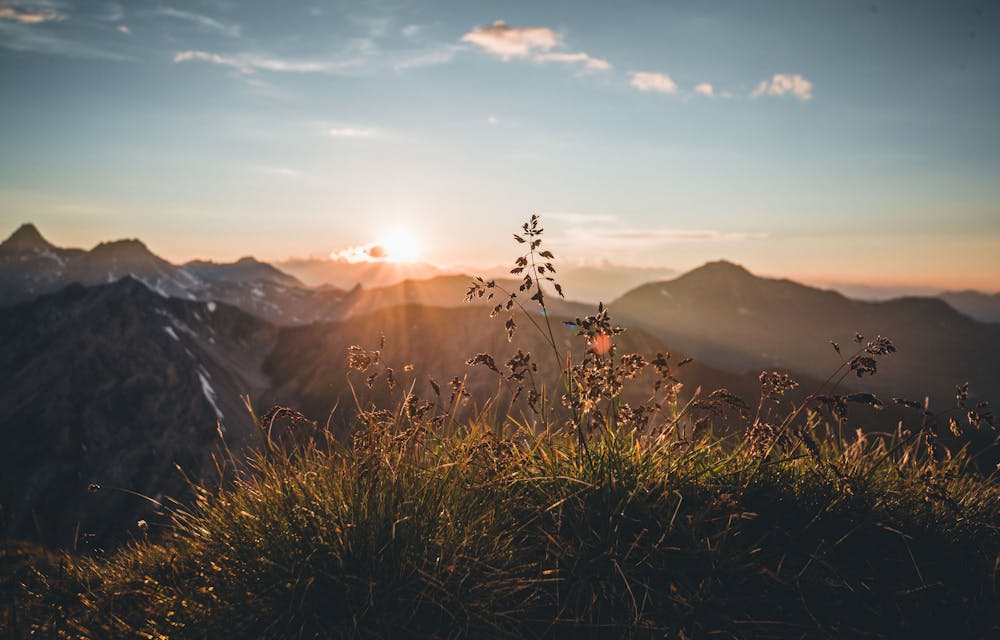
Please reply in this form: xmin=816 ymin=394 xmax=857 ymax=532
xmin=751 ymin=73 xmax=813 ymax=101
xmin=544 ymin=213 xmax=766 ymax=252
xmin=0 ymin=1 xmax=65 ymax=24
xmin=393 ymin=44 xmax=462 ymax=71
xmin=462 ymin=20 xmax=611 ymax=73
xmin=0 ymin=19 xmax=130 ymax=60
xmin=156 ymin=7 xmax=241 ymax=38
xmin=174 ymin=50 xmax=252 ymax=74
xmin=534 ymin=51 xmax=611 ymax=72
xmin=693 ymin=82 xmax=714 ymax=97
xmin=173 ymin=50 xmax=360 ymax=75
xmin=628 ymin=71 xmax=678 ymax=95
xmin=566 ymin=227 xmax=767 ymax=252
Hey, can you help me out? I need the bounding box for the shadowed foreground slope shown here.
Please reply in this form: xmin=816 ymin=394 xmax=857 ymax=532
xmin=7 ymin=419 xmax=999 ymax=638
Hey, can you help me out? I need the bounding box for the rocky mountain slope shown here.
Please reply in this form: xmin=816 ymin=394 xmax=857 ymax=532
xmin=0 ymin=224 xmax=349 ymax=325
xmin=0 ymin=278 xmax=276 ymax=547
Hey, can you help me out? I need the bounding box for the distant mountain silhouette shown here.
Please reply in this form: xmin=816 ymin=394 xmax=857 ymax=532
xmin=184 ymin=256 xmax=304 ymax=288
xmin=557 ymin=263 xmax=678 ymax=304
xmin=478 ymin=261 xmax=678 ymax=304
xmin=612 ymin=260 xmax=1000 ymax=407
xmin=939 ymin=290 xmax=1000 ymax=324
xmin=0 ymin=223 xmax=85 ymax=304
xmin=0 ymin=224 xmax=352 ymax=325
xmin=0 ymin=224 xmax=596 ymax=326
xmin=265 ymin=303 xmax=763 ymax=426
xmin=0 ymin=225 xmax=200 ymax=302
xmin=0 ymin=223 xmax=55 ymax=252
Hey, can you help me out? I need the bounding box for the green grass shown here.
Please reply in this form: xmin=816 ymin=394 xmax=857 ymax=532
xmin=6 ymin=413 xmax=999 ymax=639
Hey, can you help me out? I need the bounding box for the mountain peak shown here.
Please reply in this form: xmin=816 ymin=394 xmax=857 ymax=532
xmin=683 ymin=260 xmax=754 ymax=280
xmin=1 ymin=223 xmax=55 ymax=253
xmin=89 ymin=238 xmax=154 ymax=258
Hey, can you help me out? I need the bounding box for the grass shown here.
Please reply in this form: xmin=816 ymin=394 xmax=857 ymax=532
xmin=5 ymin=416 xmax=999 ymax=638
xmin=4 ymin=215 xmax=1000 ymax=638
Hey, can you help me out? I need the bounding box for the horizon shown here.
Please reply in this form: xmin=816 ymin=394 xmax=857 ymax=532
xmin=1 ymin=219 xmax=989 ymax=299
xmin=2 ymin=1 xmax=999 ymax=292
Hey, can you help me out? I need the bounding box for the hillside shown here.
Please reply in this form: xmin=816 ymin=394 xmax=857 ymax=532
xmin=612 ymin=261 xmax=1000 ymax=407
xmin=940 ymin=289 xmax=1000 ymax=324
xmin=0 ymin=278 xmax=276 ymax=547
xmin=0 ymin=279 xmax=776 ymax=547
xmin=8 ymin=417 xmax=999 ymax=638
xmin=264 ymin=303 xmax=765 ymax=424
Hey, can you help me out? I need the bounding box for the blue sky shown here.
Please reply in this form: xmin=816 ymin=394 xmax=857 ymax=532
xmin=1 ymin=0 xmax=998 ymax=289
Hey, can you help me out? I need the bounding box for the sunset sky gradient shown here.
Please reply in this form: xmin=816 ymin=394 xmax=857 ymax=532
xmin=1 ymin=0 xmax=998 ymax=291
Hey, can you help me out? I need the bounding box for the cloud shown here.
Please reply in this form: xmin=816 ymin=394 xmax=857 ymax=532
xmin=694 ymin=82 xmax=714 ymax=97
xmin=327 ymin=127 xmax=376 ymax=138
xmin=534 ymin=51 xmax=611 ymax=72
xmin=393 ymin=44 xmax=462 ymax=71
xmin=462 ymin=20 xmax=558 ymax=60
xmin=156 ymin=7 xmax=241 ymax=38
xmin=565 ymin=227 xmax=767 ymax=252
xmin=173 ymin=50 xmax=360 ymax=75
xmin=751 ymin=73 xmax=813 ymax=101
xmin=0 ymin=2 xmax=64 ymax=24
xmin=487 ymin=115 xmax=498 ymax=125
xmin=629 ymin=71 xmax=678 ymax=95
xmin=174 ymin=50 xmax=252 ymax=74
xmin=116 ymin=24 xmax=129 ymax=34
xmin=462 ymin=20 xmax=610 ymax=74
xmin=0 ymin=19 xmax=129 ymax=59
xmin=330 ymin=242 xmax=388 ymax=263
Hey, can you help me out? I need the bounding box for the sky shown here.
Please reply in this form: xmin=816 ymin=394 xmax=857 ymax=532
xmin=1 ymin=0 xmax=998 ymax=291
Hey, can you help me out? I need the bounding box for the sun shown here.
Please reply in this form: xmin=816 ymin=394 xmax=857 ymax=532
xmin=377 ymin=229 xmax=421 ymax=263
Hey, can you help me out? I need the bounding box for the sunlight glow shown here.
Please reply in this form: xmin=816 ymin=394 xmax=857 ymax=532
xmin=377 ymin=229 xmax=421 ymax=263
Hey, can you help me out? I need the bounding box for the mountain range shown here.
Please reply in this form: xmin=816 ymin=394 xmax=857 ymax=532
xmin=611 ymin=261 xmax=1000 ymax=406
xmin=1 ymin=222 xmax=998 ymax=547
xmin=938 ymin=290 xmax=1000 ymax=324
